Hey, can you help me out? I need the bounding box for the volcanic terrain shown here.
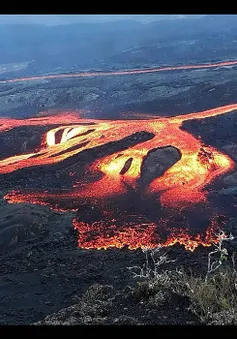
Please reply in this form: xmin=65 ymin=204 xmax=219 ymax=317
xmin=1 ymin=59 xmax=237 ymax=325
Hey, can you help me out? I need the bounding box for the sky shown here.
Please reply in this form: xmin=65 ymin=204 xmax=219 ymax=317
xmin=0 ymin=15 xmax=204 ymax=26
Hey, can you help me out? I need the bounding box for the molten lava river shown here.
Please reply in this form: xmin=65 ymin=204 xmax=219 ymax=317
xmin=1 ymin=60 xmax=237 ymax=252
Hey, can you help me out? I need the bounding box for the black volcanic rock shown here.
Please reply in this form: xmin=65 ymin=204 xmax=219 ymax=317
xmin=0 ymin=204 xmax=50 ymax=250
xmin=140 ymin=146 xmax=181 ymax=186
xmin=181 ymin=110 xmax=237 ymax=149
xmin=223 ymin=171 xmax=237 ymax=187
xmin=222 ymin=143 xmax=237 ymax=162
xmin=181 ymin=112 xmax=237 ymax=190
xmin=0 ymin=125 xmax=62 ymax=161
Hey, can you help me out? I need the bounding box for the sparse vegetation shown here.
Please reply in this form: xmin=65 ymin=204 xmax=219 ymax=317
xmin=173 ymin=268 xmax=237 ymax=324
xmin=128 ymin=230 xmax=237 ymax=325
xmin=206 ymin=230 xmax=234 ymax=280
xmin=128 ymin=246 xmax=176 ymax=279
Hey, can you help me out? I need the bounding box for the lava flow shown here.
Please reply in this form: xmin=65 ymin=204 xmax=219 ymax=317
xmin=1 ymin=102 xmax=237 ymax=251
xmin=0 ymin=59 xmax=237 ymax=84
xmin=72 ymin=215 xmax=224 ymax=252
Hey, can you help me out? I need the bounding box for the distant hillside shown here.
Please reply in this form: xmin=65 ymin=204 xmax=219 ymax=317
xmin=1 ymin=15 xmax=237 ymax=77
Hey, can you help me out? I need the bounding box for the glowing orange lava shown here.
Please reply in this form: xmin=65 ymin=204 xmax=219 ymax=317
xmin=1 ymin=102 xmax=236 ymax=251
xmin=72 ymin=215 xmax=221 ymax=252
xmin=1 ymin=60 xmax=237 ymax=251
xmin=1 ymin=104 xmax=236 ymax=206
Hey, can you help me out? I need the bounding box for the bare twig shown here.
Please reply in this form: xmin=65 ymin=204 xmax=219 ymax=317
xmin=128 ymin=246 xmax=176 ymax=280
xmin=231 ymin=252 xmax=236 ymax=273
xmin=205 ymin=230 xmax=234 ymax=281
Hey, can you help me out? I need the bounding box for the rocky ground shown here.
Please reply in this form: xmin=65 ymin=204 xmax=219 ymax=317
xmin=0 ymin=198 xmax=237 ymax=325
xmin=1 ymin=65 xmax=237 ymax=119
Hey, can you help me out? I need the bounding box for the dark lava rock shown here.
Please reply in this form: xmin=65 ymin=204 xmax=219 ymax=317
xmin=181 ymin=110 xmax=237 ymax=149
xmin=34 ymin=303 xmax=83 ymax=325
xmin=218 ymin=186 xmax=237 ymax=195
xmin=222 ymin=143 xmax=237 ymax=162
xmin=35 ymin=284 xmax=115 ymax=325
xmin=222 ymin=172 xmax=237 ymax=187
xmin=140 ymin=145 xmax=181 ymax=185
xmin=209 ymin=309 xmax=237 ymax=325
xmin=113 ymin=315 xmax=140 ymax=325
xmin=120 ymin=157 xmax=133 ymax=175
xmin=0 ymin=125 xmax=61 ymax=161
xmin=0 ymin=204 xmax=51 ymax=250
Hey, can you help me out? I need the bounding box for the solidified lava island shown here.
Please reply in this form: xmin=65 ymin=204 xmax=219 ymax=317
xmin=1 ymin=60 xmax=237 ymax=252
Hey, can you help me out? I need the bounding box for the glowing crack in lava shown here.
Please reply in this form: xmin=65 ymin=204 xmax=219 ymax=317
xmin=1 ymin=102 xmax=237 ymax=251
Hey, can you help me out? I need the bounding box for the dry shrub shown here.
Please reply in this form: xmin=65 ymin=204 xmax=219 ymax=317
xmin=173 ymin=268 xmax=237 ymax=323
